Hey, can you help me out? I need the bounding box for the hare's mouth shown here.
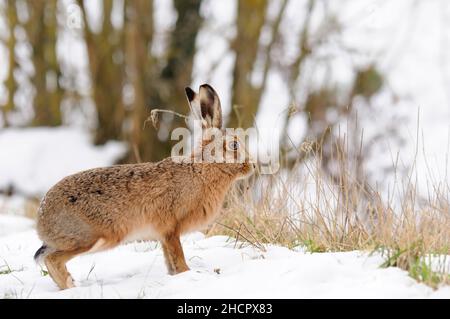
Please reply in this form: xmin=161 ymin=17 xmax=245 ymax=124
xmin=235 ymin=162 xmax=256 ymax=180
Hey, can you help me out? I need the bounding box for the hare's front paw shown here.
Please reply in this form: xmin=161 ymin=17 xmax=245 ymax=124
xmin=173 ymin=265 xmax=190 ymax=275
xmin=165 ymin=264 xmax=190 ymax=275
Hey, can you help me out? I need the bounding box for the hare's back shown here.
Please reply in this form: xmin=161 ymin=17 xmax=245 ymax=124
xmin=39 ymin=163 xmax=161 ymax=215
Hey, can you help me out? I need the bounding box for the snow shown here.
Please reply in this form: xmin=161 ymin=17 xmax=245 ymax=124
xmin=0 ymin=217 xmax=448 ymax=299
xmin=0 ymin=215 xmax=34 ymax=237
xmin=0 ymin=127 xmax=127 ymax=196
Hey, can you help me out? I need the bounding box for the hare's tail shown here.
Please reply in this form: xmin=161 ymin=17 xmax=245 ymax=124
xmin=34 ymin=244 xmax=51 ymax=265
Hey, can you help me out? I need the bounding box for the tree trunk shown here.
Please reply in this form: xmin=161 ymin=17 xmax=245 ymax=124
xmin=127 ymin=0 xmax=203 ymax=162
xmin=153 ymin=0 xmax=204 ymax=160
xmin=77 ymin=0 xmax=202 ymax=162
xmin=125 ymin=0 xmax=156 ymax=162
xmin=26 ymin=0 xmax=63 ymax=127
xmin=227 ymin=0 xmax=268 ymax=129
xmin=1 ymin=0 xmax=18 ymax=127
xmin=77 ymin=0 xmax=125 ymax=144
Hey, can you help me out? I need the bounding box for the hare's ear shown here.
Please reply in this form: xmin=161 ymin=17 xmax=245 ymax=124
xmin=185 ymin=84 xmax=222 ymax=129
xmin=199 ymin=84 xmax=222 ymax=129
xmin=185 ymin=87 xmax=204 ymax=127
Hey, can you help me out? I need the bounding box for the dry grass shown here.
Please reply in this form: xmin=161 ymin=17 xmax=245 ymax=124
xmin=207 ymin=138 xmax=450 ymax=288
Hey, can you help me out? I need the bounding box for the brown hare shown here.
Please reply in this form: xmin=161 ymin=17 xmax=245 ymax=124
xmin=34 ymin=84 xmax=255 ymax=290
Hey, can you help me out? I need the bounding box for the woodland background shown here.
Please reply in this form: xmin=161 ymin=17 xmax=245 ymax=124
xmin=0 ymin=0 xmax=390 ymax=161
xmin=0 ymin=0 xmax=449 ymax=200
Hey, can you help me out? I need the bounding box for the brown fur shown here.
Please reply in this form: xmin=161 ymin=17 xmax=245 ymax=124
xmin=35 ymin=84 xmax=254 ymax=289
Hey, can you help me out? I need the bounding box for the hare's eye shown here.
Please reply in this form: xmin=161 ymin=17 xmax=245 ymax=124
xmin=229 ymin=141 xmax=239 ymax=151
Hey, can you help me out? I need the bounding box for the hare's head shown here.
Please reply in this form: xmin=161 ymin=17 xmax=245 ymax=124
xmin=185 ymin=84 xmax=255 ymax=179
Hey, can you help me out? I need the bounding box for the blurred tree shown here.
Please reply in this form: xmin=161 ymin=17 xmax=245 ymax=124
xmin=279 ymin=0 xmax=314 ymax=158
xmin=77 ymin=0 xmax=126 ymax=144
xmin=274 ymin=1 xmax=386 ymax=204
xmin=227 ymin=0 xmax=268 ymax=129
xmin=78 ymin=0 xmax=203 ymax=162
xmin=26 ymin=0 xmax=63 ymax=126
xmin=352 ymin=66 xmax=384 ymax=100
xmin=153 ymin=0 xmax=203 ymax=159
xmin=0 ymin=0 xmax=390 ymax=178
xmin=124 ymin=0 xmax=203 ymax=162
xmin=1 ymin=0 xmax=18 ymax=127
xmin=125 ymin=0 xmax=155 ymax=162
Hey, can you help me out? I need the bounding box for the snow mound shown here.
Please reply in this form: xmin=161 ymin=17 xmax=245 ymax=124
xmin=0 ymin=127 xmax=127 ymax=196
xmin=0 ymin=217 xmax=448 ymax=299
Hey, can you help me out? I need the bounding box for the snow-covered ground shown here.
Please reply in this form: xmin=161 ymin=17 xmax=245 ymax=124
xmin=0 ymin=215 xmax=448 ymax=299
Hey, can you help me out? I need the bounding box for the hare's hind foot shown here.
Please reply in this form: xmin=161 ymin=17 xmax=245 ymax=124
xmin=44 ymin=238 xmax=120 ymax=290
xmin=161 ymin=234 xmax=190 ymax=275
xmin=44 ymin=244 xmax=98 ymax=290
xmin=44 ymin=250 xmax=78 ymax=290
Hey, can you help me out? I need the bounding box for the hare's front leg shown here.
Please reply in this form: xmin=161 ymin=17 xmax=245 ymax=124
xmin=161 ymin=243 xmax=175 ymax=274
xmin=161 ymin=233 xmax=190 ymax=275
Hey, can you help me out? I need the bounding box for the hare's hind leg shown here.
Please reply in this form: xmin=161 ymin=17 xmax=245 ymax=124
xmin=44 ymin=238 xmax=117 ymax=290
xmin=45 ymin=250 xmax=77 ymax=290
xmin=44 ymin=246 xmax=92 ymax=290
xmin=161 ymin=234 xmax=190 ymax=275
